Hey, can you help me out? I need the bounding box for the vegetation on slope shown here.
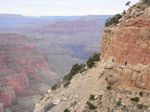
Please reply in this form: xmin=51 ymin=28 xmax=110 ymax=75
xmin=86 ymin=53 xmax=100 ymax=68
xmin=105 ymin=14 xmax=122 ymax=27
xmin=63 ymin=63 xmax=86 ymax=81
xmin=51 ymin=53 xmax=101 ymax=90
xmin=63 ymin=53 xmax=100 ymax=82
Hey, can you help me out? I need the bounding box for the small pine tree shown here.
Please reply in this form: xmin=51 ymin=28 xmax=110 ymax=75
xmin=86 ymin=53 xmax=100 ymax=68
xmin=51 ymin=83 xmax=58 ymax=90
xmin=63 ymin=63 xmax=86 ymax=81
xmin=125 ymin=1 xmax=131 ymax=6
xmin=105 ymin=14 xmax=122 ymax=27
xmin=63 ymin=53 xmax=100 ymax=83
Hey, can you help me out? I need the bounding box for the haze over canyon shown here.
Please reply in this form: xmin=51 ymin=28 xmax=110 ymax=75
xmin=0 ymin=15 xmax=109 ymax=112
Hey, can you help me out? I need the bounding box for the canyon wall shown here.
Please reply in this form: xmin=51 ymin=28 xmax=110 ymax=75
xmin=101 ymin=2 xmax=150 ymax=65
xmin=101 ymin=1 xmax=150 ymax=90
xmin=33 ymin=1 xmax=150 ymax=112
xmin=0 ymin=33 xmax=59 ymax=111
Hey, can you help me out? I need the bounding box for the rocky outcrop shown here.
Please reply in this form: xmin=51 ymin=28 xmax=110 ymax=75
xmin=101 ymin=2 xmax=150 ymax=65
xmin=141 ymin=0 xmax=150 ymax=5
xmin=0 ymin=33 xmax=59 ymax=111
xmin=34 ymin=59 xmax=150 ymax=112
xmin=34 ymin=1 xmax=150 ymax=112
xmin=100 ymin=1 xmax=150 ymax=90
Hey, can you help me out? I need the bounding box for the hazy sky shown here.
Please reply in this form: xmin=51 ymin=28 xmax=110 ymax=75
xmin=0 ymin=0 xmax=139 ymax=16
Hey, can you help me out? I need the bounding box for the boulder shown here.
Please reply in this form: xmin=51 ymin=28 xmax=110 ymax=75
xmin=52 ymin=99 xmax=61 ymax=105
xmin=105 ymin=73 xmax=118 ymax=85
xmin=104 ymin=57 xmax=116 ymax=69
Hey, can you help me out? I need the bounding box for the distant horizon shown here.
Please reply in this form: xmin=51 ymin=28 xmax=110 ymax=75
xmin=0 ymin=13 xmax=112 ymax=17
xmin=0 ymin=0 xmax=139 ymax=16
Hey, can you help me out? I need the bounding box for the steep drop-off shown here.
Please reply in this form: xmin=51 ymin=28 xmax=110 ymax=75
xmin=0 ymin=15 xmax=109 ymax=77
xmin=34 ymin=1 xmax=150 ymax=112
xmin=101 ymin=0 xmax=150 ymax=90
xmin=101 ymin=1 xmax=150 ymax=65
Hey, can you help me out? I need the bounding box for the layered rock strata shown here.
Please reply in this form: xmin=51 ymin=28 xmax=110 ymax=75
xmin=0 ymin=33 xmax=59 ymax=111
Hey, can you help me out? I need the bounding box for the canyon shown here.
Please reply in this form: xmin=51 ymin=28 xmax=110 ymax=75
xmin=0 ymin=15 xmax=109 ymax=77
xmin=0 ymin=33 xmax=59 ymax=112
xmin=0 ymin=15 xmax=108 ymax=112
xmin=34 ymin=0 xmax=150 ymax=112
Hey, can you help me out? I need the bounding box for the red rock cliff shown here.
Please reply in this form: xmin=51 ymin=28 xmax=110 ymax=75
xmin=0 ymin=33 xmax=59 ymax=111
xmin=100 ymin=1 xmax=150 ymax=91
xmin=101 ymin=2 xmax=150 ymax=65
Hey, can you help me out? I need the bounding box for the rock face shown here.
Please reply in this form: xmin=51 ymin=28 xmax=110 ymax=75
xmin=100 ymin=1 xmax=150 ymax=90
xmin=34 ymin=59 xmax=150 ymax=112
xmin=101 ymin=2 xmax=150 ymax=65
xmin=0 ymin=33 xmax=59 ymax=111
xmin=141 ymin=0 xmax=150 ymax=5
xmin=34 ymin=1 xmax=150 ymax=112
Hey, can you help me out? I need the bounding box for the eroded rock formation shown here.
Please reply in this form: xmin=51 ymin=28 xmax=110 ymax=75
xmin=101 ymin=2 xmax=150 ymax=65
xmin=33 ymin=1 xmax=150 ymax=112
xmin=100 ymin=1 xmax=150 ymax=91
xmin=0 ymin=33 xmax=59 ymax=111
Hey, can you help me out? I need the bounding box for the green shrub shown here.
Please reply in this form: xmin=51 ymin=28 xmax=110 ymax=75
xmin=51 ymin=83 xmax=58 ymax=90
xmin=64 ymin=108 xmax=70 ymax=112
xmin=105 ymin=14 xmax=122 ymax=27
xmin=116 ymin=98 xmax=122 ymax=106
xmin=79 ymin=64 xmax=86 ymax=73
xmin=86 ymin=53 xmax=100 ymax=68
xmin=107 ymin=85 xmax=112 ymax=90
xmin=137 ymin=104 xmax=144 ymax=109
xmin=63 ymin=81 xmax=71 ymax=88
xmin=89 ymin=94 xmax=95 ymax=101
xmin=63 ymin=73 xmax=73 ymax=82
xmin=86 ymin=101 xmax=97 ymax=110
xmin=139 ymin=92 xmax=143 ymax=97
xmin=70 ymin=64 xmax=82 ymax=75
xmin=63 ymin=53 xmax=100 ymax=83
xmin=130 ymin=97 xmax=140 ymax=102
xmin=63 ymin=63 xmax=86 ymax=81
xmin=125 ymin=1 xmax=131 ymax=6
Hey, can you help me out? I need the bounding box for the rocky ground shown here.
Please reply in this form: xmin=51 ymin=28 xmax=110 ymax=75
xmin=34 ymin=58 xmax=150 ymax=112
xmin=34 ymin=0 xmax=150 ymax=112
